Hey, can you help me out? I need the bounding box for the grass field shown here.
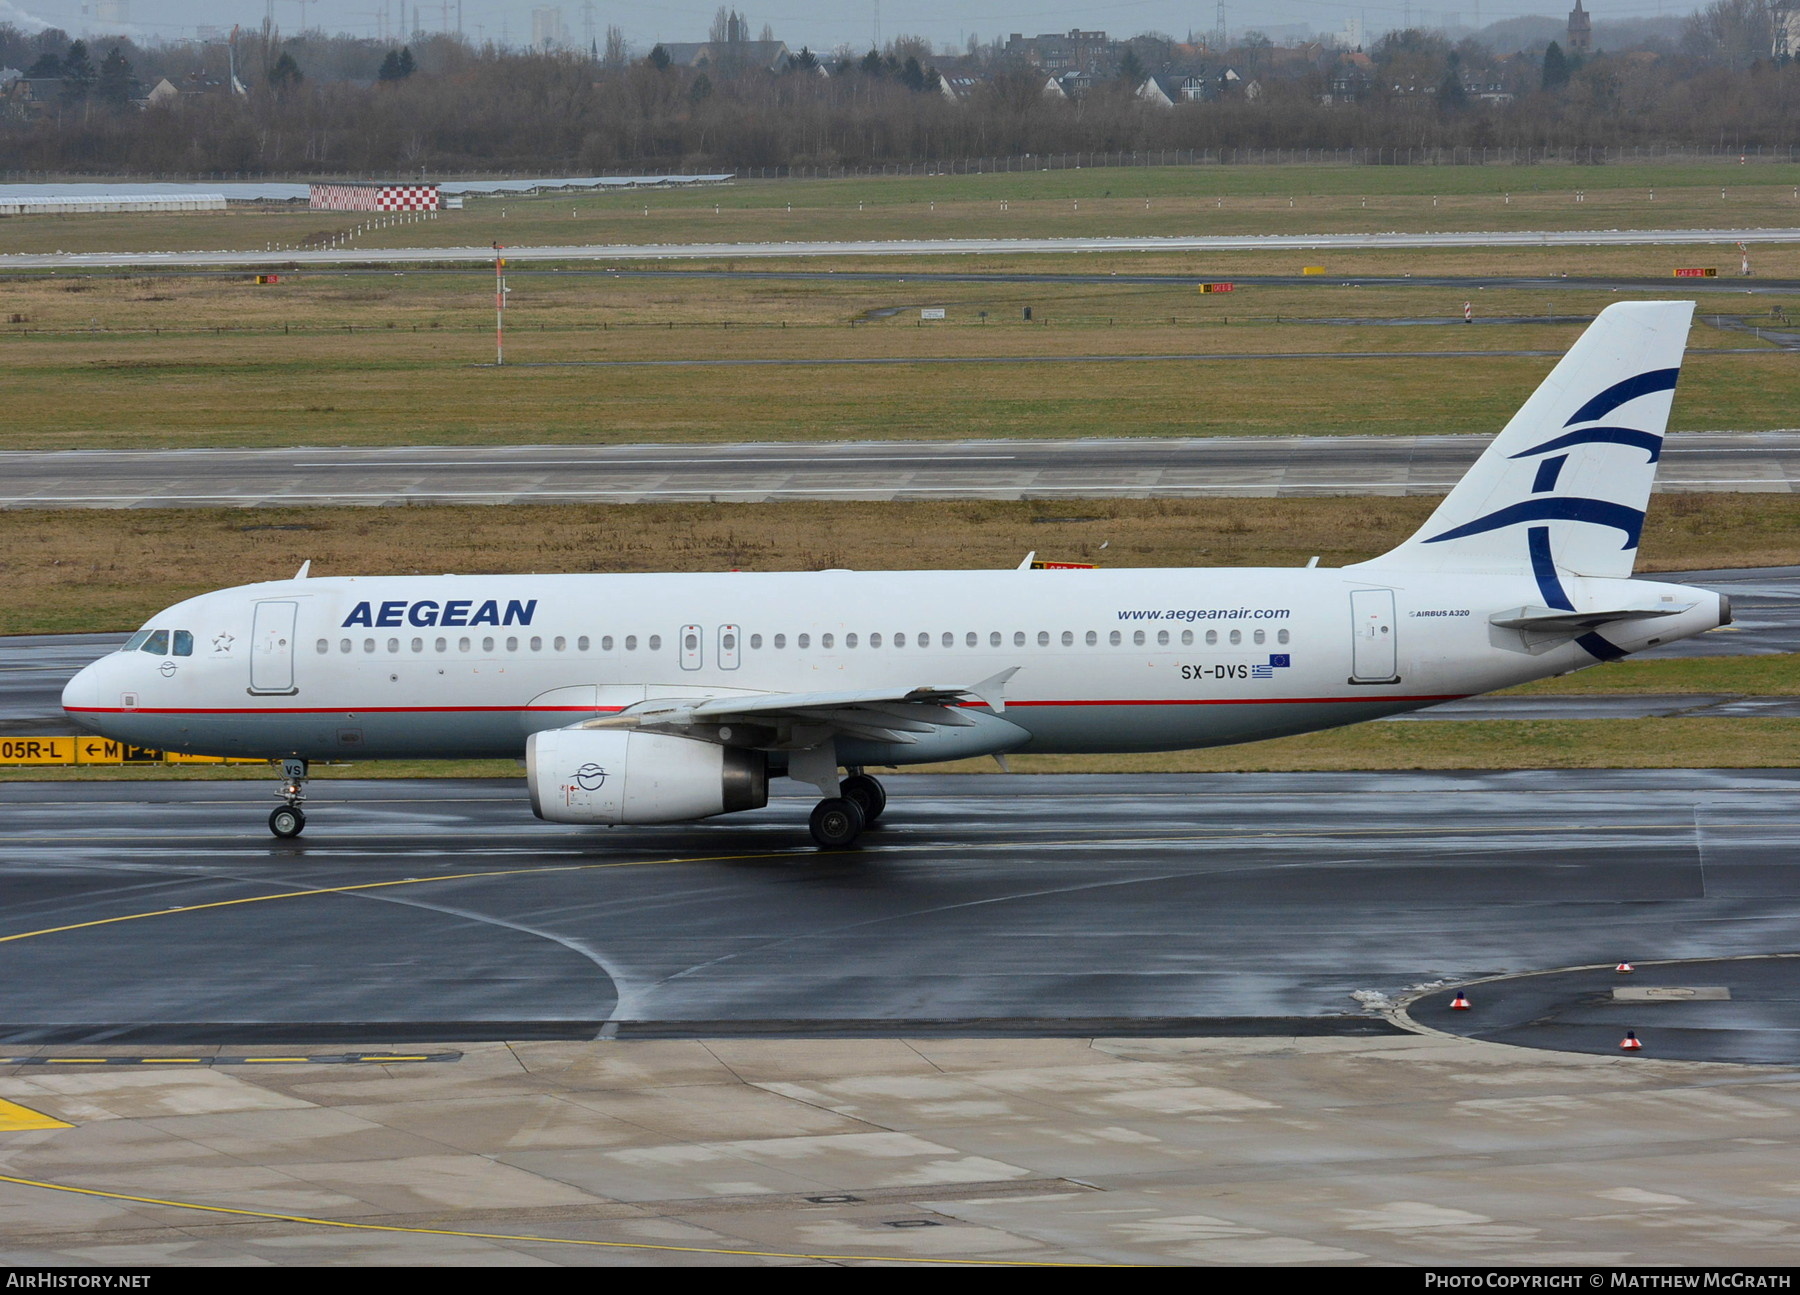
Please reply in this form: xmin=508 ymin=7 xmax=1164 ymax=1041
xmin=1 ymin=264 xmax=1793 ymax=451
xmin=4 ymin=162 xmax=1800 ymax=256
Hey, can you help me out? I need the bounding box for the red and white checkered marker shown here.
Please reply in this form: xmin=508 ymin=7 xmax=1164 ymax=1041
xmin=1451 ymin=992 xmax=1471 ymax=1011
xmin=308 ymin=182 xmax=440 ymax=212
xmin=1616 ymin=962 xmax=1634 ymax=973
xmin=1621 ymin=1031 xmax=1643 ymax=1051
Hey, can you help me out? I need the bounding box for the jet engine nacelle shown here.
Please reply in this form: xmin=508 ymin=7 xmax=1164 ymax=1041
xmin=526 ymin=729 xmax=768 ymax=824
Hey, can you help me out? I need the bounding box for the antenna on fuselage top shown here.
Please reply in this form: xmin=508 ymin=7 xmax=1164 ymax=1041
xmin=294 ymin=560 xmax=311 ymax=580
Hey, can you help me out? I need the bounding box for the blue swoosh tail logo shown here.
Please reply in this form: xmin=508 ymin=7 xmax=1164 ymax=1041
xmin=1423 ymin=497 xmax=1646 ymax=550
xmin=1511 ymin=426 xmax=1663 ymax=463
xmin=1563 ymin=368 xmax=1679 ymax=427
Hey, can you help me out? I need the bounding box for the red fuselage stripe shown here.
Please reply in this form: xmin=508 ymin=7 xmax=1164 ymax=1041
xmin=65 ymin=696 xmax=1470 ymax=716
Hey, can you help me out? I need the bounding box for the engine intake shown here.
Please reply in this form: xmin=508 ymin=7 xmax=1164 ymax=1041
xmin=527 ymin=729 xmax=767 ymax=824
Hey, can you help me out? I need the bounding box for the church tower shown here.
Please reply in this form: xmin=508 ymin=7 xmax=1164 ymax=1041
xmin=1567 ymin=0 xmax=1592 ymax=54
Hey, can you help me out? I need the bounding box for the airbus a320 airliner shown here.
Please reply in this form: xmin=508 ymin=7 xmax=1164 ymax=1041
xmin=63 ymin=301 xmax=1727 ymax=846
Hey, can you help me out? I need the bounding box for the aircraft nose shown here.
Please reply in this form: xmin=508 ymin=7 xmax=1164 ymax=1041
xmin=61 ymin=658 xmax=107 ymax=729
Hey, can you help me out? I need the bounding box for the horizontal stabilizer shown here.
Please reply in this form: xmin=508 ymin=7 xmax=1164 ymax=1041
xmin=1489 ymin=604 xmax=1692 ymax=634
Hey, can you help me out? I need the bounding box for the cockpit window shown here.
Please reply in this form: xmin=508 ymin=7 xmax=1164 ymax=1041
xmin=172 ymin=630 xmax=194 ymax=657
xmin=121 ymin=631 xmax=152 ymax=652
xmin=141 ymin=630 xmax=169 ymax=655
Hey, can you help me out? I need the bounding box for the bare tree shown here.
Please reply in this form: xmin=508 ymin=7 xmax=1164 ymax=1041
xmin=603 ymin=24 xmax=626 ymax=68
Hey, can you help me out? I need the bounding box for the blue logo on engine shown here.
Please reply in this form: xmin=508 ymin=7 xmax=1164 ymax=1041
xmin=573 ymin=763 xmax=608 ymax=791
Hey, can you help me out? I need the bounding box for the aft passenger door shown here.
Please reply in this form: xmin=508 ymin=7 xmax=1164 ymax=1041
xmin=1349 ymin=588 xmax=1399 ymax=684
xmin=250 ymin=600 xmax=298 ymax=695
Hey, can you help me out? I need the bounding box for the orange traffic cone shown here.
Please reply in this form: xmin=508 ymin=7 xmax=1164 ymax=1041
xmin=1621 ymin=1031 xmax=1642 ymax=1051
xmin=1451 ymin=992 xmax=1471 ymax=1011
xmin=1616 ymin=962 xmax=1634 ymax=973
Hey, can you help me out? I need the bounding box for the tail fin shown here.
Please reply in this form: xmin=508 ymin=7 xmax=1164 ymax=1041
xmin=1362 ymin=300 xmax=1694 ymax=588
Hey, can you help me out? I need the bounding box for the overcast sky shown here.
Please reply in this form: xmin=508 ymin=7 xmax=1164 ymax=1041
xmin=4 ymin=0 xmax=1687 ymax=53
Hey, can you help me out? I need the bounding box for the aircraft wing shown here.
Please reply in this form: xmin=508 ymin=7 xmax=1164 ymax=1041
xmin=586 ymin=667 xmax=1021 ymax=747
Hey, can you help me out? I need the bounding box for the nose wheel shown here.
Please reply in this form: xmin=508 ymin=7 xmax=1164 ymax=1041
xmin=269 ymin=757 xmax=308 ymax=838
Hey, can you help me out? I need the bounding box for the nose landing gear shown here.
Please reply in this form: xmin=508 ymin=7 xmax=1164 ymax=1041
xmin=269 ymin=757 xmax=308 ymax=838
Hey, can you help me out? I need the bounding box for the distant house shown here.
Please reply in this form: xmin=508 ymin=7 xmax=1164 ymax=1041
xmin=938 ymin=75 xmax=981 ymax=102
xmin=1004 ymin=29 xmax=1114 ymax=76
xmin=141 ymin=77 xmax=180 ymax=106
xmin=3 ymin=77 xmax=62 ymax=118
xmin=658 ymin=40 xmax=792 ymax=74
xmin=1136 ymin=74 xmax=1196 ymax=108
xmin=1323 ymin=54 xmax=1373 ymax=103
xmin=1773 ymin=0 xmax=1800 ymax=57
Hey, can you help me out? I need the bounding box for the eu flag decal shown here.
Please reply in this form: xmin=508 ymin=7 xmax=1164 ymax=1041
xmin=1252 ymin=654 xmax=1292 ymax=679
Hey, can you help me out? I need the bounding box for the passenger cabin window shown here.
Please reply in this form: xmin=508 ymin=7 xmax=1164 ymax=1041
xmin=648 ymin=635 xmax=662 ymax=650
xmin=577 ymin=636 xmax=590 ymax=651
xmin=773 ymin=634 xmax=786 ymax=649
xmin=316 ymin=639 xmax=329 ymax=654
xmin=601 ymin=636 xmax=614 ymax=651
xmin=1278 ymin=629 xmax=1290 ymax=645
xmin=1206 ymin=630 xmax=1218 ymax=645
xmin=625 ymin=635 xmax=638 ymax=651
xmin=990 ymin=632 xmax=1002 ymax=647
xmin=821 ymin=633 xmax=835 ymax=649
xmin=797 ymin=634 xmax=810 ymax=649
xmin=1229 ymin=629 xmax=1242 ymax=645
xmin=1109 ymin=630 xmax=1121 ymax=646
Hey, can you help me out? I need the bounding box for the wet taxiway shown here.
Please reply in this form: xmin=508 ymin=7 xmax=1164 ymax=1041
xmin=1 ymin=770 xmax=1797 ymax=1060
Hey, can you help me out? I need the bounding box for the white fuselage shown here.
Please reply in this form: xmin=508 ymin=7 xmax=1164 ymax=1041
xmin=61 ymin=565 xmax=1727 ymax=765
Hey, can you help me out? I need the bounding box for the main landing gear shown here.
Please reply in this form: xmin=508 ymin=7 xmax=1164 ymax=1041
xmin=808 ymin=772 xmax=887 ymax=848
xmin=269 ymin=757 xmax=308 ymax=839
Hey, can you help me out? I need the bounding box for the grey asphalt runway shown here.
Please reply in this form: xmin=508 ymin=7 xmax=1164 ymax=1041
xmin=6 ymin=226 xmax=1800 ymax=270
xmin=8 ymin=431 xmax=1800 ymax=506
xmin=1 ymin=769 xmax=1797 ymax=1064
